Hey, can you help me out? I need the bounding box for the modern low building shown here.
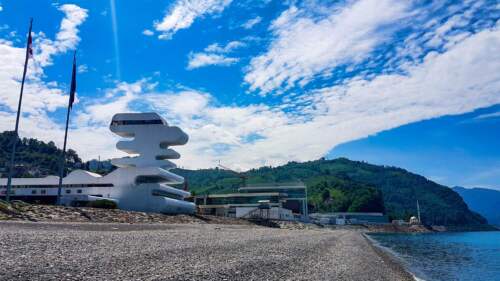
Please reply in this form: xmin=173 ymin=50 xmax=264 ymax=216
xmin=239 ymin=183 xmax=308 ymax=216
xmin=194 ymin=182 xmax=307 ymax=220
xmin=309 ymin=212 xmax=389 ymax=225
xmin=0 ymin=112 xmax=196 ymax=214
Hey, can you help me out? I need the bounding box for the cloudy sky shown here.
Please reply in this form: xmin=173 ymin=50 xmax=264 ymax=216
xmin=0 ymin=0 xmax=499 ymax=189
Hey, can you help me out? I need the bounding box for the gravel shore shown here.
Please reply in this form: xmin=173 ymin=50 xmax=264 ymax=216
xmin=0 ymin=221 xmax=414 ymax=281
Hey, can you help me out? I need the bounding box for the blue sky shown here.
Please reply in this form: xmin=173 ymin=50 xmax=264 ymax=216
xmin=329 ymin=105 xmax=500 ymax=189
xmin=0 ymin=0 xmax=499 ymax=189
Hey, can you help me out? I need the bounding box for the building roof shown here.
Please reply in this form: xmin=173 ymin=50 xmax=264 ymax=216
xmin=310 ymin=212 xmax=385 ymax=217
xmin=197 ymin=203 xmax=282 ymax=208
xmin=65 ymin=170 xmax=102 ymax=180
xmin=111 ymin=112 xmax=166 ymax=124
xmin=242 ymin=182 xmax=305 ymax=188
xmin=195 ymin=192 xmax=284 ymax=198
xmin=0 ymin=169 xmax=108 ymax=186
xmin=238 ymin=184 xmax=306 ymax=193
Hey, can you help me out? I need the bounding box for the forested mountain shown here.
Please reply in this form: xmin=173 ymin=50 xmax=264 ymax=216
xmin=0 ymin=131 xmax=83 ymax=177
xmin=175 ymin=158 xmax=487 ymax=226
xmin=453 ymin=186 xmax=500 ymax=226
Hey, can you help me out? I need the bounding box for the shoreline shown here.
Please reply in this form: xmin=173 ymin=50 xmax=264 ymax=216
xmin=2 ymin=201 xmax=495 ymax=232
xmin=364 ymin=229 xmax=500 ymax=281
xmin=363 ymin=233 xmax=422 ymax=281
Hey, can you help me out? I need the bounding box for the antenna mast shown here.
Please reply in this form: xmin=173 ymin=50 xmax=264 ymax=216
xmin=217 ymin=162 xmax=248 ymax=187
xmin=417 ymin=200 xmax=421 ymax=223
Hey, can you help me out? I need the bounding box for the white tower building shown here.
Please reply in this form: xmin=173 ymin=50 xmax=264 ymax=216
xmin=0 ymin=112 xmax=196 ymax=214
xmin=107 ymin=113 xmax=194 ymax=213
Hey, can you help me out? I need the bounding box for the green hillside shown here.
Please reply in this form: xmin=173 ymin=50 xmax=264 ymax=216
xmin=175 ymin=158 xmax=487 ymax=226
xmin=0 ymin=131 xmax=83 ymax=177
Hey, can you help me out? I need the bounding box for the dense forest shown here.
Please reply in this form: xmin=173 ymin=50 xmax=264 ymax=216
xmin=0 ymin=131 xmax=83 ymax=177
xmin=0 ymin=131 xmax=487 ymax=226
xmin=174 ymin=158 xmax=487 ymax=226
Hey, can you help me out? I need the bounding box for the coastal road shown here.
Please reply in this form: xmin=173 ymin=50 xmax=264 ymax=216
xmin=0 ymin=222 xmax=413 ymax=281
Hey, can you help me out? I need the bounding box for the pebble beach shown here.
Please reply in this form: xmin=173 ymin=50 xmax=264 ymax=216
xmin=0 ymin=221 xmax=414 ymax=281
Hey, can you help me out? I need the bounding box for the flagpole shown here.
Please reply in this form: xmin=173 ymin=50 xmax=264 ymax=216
xmin=5 ymin=18 xmax=33 ymax=202
xmin=56 ymin=52 xmax=76 ymax=205
xmin=56 ymin=99 xmax=71 ymax=205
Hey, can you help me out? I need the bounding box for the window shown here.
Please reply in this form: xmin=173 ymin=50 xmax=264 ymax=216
xmin=12 ymin=184 xmax=113 ymax=189
xmin=41 ymin=190 xmax=46 ymax=194
xmin=86 ymin=184 xmax=114 ymax=187
xmin=151 ymin=189 xmax=184 ymax=200
xmin=136 ymin=176 xmax=164 ymax=184
xmin=65 ymin=189 xmax=71 ymax=194
xmin=31 ymin=190 xmax=37 ymax=194
xmin=77 ymin=189 xmax=82 ymax=194
xmin=110 ymin=119 xmax=163 ymax=126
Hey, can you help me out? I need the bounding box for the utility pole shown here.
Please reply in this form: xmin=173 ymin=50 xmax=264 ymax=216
xmin=217 ymin=162 xmax=248 ymax=187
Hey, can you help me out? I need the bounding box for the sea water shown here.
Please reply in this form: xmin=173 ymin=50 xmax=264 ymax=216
xmin=369 ymin=231 xmax=500 ymax=281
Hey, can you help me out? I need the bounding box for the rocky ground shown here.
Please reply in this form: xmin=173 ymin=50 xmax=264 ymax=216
xmin=0 ymin=200 xmax=253 ymax=225
xmin=0 ymin=201 xmax=325 ymax=230
xmin=0 ymin=221 xmax=414 ymax=281
xmin=0 ymin=200 xmax=434 ymax=232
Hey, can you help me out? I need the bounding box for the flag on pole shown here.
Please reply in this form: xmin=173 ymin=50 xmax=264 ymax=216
xmin=27 ymin=22 xmax=33 ymax=58
xmin=69 ymin=52 xmax=76 ymax=109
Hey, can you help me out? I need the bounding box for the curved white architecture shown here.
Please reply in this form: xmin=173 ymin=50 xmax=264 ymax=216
xmin=0 ymin=112 xmax=196 ymax=214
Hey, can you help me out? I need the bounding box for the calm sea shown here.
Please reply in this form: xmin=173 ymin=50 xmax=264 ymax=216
xmin=369 ymin=231 xmax=500 ymax=281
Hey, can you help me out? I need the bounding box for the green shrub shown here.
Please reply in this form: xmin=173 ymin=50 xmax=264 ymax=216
xmin=87 ymin=199 xmax=117 ymax=209
xmin=11 ymin=200 xmax=30 ymax=210
xmin=0 ymin=200 xmax=19 ymax=216
xmin=0 ymin=200 xmax=11 ymax=213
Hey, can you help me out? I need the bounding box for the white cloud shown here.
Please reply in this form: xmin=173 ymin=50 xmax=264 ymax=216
xmin=158 ymin=24 xmax=500 ymax=170
xmin=475 ymin=111 xmax=500 ymax=120
xmin=205 ymin=41 xmax=245 ymax=53
xmin=0 ymin=5 xmax=3 ymax=12
xmin=250 ymin=25 xmax=500 ymax=169
xmin=1 ymin=0 xmax=499 ymax=174
xmin=244 ymin=0 xmax=410 ymax=94
xmin=77 ymin=64 xmax=88 ymax=73
xmin=0 ymin=5 xmax=87 ymax=115
xmin=154 ymin=0 xmax=232 ymax=40
xmin=142 ymin=29 xmax=154 ymax=36
xmin=3 ymin=23 xmax=499 ymax=170
xmin=36 ymin=4 xmax=88 ymax=67
xmin=186 ymin=41 xmax=244 ymax=69
xmin=0 ymin=5 xmax=88 ymax=157
xmin=76 ymin=80 xmax=148 ymax=127
xmin=187 ymin=53 xmax=238 ymax=69
xmin=67 ymin=24 xmax=499 ymax=170
xmin=241 ymin=16 xmax=262 ymax=29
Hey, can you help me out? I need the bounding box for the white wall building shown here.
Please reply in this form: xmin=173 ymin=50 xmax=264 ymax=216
xmin=0 ymin=113 xmax=195 ymax=214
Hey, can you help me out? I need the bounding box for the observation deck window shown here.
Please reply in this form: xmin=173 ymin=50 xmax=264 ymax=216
xmin=110 ymin=119 xmax=163 ymax=126
xmin=151 ymin=189 xmax=184 ymax=200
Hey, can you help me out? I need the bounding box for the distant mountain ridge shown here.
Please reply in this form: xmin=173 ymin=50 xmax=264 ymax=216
xmin=453 ymin=186 xmax=500 ymax=226
xmin=175 ymin=158 xmax=488 ymax=227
